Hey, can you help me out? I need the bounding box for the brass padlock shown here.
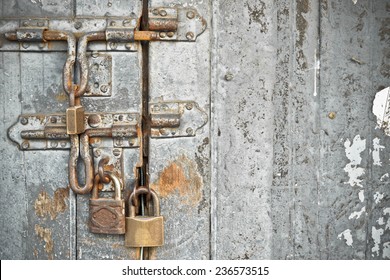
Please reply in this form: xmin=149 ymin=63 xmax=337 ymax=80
xmin=89 ymin=173 xmax=125 ymax=234
xmin=66 ymin=105 xmax=85 ymax=134
xmin=125 ymin=187 xmax=164 ymax=247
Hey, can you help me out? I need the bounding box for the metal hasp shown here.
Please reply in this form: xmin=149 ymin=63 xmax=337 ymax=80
xmin=150 ymin=101 xmax=208 ymax=138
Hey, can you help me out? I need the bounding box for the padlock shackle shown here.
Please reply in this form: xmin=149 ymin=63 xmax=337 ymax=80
xmin=129 ymin=187 xmax=160 ymax=217
xmin=92 ymin=172 xmax=122 ymax=200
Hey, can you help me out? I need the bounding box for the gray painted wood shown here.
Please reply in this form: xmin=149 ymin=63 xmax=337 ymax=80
xmin=0 ymin=0 xmax=389 ymax=260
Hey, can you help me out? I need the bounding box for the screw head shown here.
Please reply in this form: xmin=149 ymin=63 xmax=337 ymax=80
xmin=186 ymin=103 xmax=193 ymax=110
xmin=21 ymin=141 xmax=30 ymax=149
xmin=74 ymin=21 xmax=82 ymax=30
xmin=50 ymin=116 xmax=57 ymax=123
xmin=23 ymin=21 xmax=29 ymax=27
xmin=167 ymin=32 xmax=175 ymax=38
xmin=186 ymin=127 xmax=194 ymax=135
xmin=88 ymin=114 xmax=101 ymax=128
xmin=22 ymin=43 xmax=30 ymax=49
xmin=100 ymin=85 xmax=108 ymax=93
xmin=161 ymin=104 xmax=168 ymax=111
xmin=186 ymin=32 xmax=194 ymax=40
xmin=328 ymin=112 xmax=336 ymax=119
xmin=224 ymin=72 xmax=234 ymax=81
xmin=60 ymin=141 xmax=67 ymax=148
xmin=123 ymin=19 xmax=131 ymax=27
xmin=152 ymin=9 xmax=159 ymax=15
xmin=159 ymin=128 xmax=169 ymax=136
xmin=125 ymin=43 xmax=132 ymax=50
xmin=113 ymin=148 xmax=121 ymax=157
xmin=38 ymin=43 xmax=45 ymax=49
xmin=91 ymin=52 xmax=99 ymax=58
xmin=50 ymin=141 xmax=58 ymax=148
xmin=187 ymin=11 xmax=195 ymax=19
xmin=159 ymin=9 xmax=167 ymax=16
xmin=37 ymin=21 xmax=45 ymax=27
xmin=159 ymin=32 xmax=166 ymax=38
xmin=20 ymin=117 xmax=28 ymax=125
xmin=109 ymin=42 xmax=117 ymax=50
xmin=110 ymin=21 xmax=116 ymax=27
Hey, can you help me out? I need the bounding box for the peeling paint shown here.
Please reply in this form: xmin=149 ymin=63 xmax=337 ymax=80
xmin=34 ymin=187 xmax=69 ymax=220
xmin=343 ymin=135 xmax=366 ymax=188
xmin=377 ymin=217 xmax=385 ymax=226
xmin=383 ymin=242 xmax=390 ymax=259
xmin=338 ymin=229 xmax=353 ymax=246
xmin=372 ymin=138 xmax=385 ymax=166
xmin=35 ymin=224 xmax=53 ymax=259
xmin=352 ymin=0 xmax=358 ymax=4
xmin=374 ymin=192 xmax=384 ymax=204
xmin=358 ymin=190 xmax=364 ymax=202
xmin=151 ymin=155 xmax=203 ymax=206
xmin=348 ymin=206 xmax=366 ymax=220
xmin=371 ymin=226 xmax=384 ymax=257
xmin=372 ymin=87 xmax=390 ymax=134
xmin=380 ymin=173 xmax=389 ymax=181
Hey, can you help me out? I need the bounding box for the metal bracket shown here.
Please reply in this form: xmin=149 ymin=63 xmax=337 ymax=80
xmin=86 ymin=53 xmax=112 ymax=97
xmin=148 ymin=7 xmax=207 ymax=41
xmin=8 ymin=112 xmax=141 ymax=150
xmin=149 ymin=101 xmax=208 ymax=138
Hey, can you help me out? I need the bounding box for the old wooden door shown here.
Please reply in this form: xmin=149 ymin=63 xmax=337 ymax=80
xmin=1 ymin=0 xmax=389 ymax=260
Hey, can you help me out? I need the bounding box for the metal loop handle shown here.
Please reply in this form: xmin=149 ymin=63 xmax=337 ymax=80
xmin=129 ymin=187 xmax=159 ymax=216
xmin=69 ymin=133 xmax=94 ymax=194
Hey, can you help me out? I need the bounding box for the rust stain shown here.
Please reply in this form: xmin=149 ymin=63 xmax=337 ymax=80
xmin=35 ymin=224 xmax=54 ymax=260
xmin=151 ymin=155 xmax=203 ymax=206
xmin=34 ymin=187 xmax=69 ymax=220
xmin=245 ymin=1 xmax=268 ymax=33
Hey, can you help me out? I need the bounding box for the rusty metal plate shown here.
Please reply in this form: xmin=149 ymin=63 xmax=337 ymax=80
xmin=8 ymin=112 xmax=141 ymax=150
xmin=85 ymin=53 xmax=112 ymax=97
xmin=149 ymin=101 xmax=208 ymax=138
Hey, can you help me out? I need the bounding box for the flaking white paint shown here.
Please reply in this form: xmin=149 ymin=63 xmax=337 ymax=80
xmin=338 ymin=229 xmax=353 ymax=247
xmin=374 ymin=192 xmax=384 ymax=204
xmin=380 ymin=173 xmax=389 ymax=181
xmin=372 ymin=138 xmax=385 ymax=166
xmin=383 ymin=242 xmax=390 ymax=259
xmin=348 ymin=206 xmax=366 ymax=220
xmin=343 ymin=135 xmax=366 ymax=188
xmin=358 ymin=190 xmax=364 ymax=202
xmin=372 ymin=87 xmax=390 ymax=134
xmin=371 ymin=226 xmax=384 ymax=257
xmin=377 ymin=217 xmax=385 ymax=226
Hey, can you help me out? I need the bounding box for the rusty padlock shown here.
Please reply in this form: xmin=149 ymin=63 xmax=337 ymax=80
xmin=125 ymin=187 xmax=164 ymax=247
xmin=89 ymin=172 xmax=125 ymax=234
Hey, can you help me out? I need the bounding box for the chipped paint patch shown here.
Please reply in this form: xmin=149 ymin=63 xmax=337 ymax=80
xmin=348 ymin=206 xmax=366 ymax=220
xmin=352 ymin=0 xmax=358 ymax=4
xmin=35 ymin=224 xmax=53 ymax=259
xmin=372 ymin=87 xmax=390 ymax=133
xmin=34 ymin=187 xmax=69 ymax=220
xmin=377 ymin=217 xmax=385 ymax=226
xmin=383 ymin=242 xmax=390 ymax=259
xmin=338 ymin=229 xmax=353 ymax=246
xmin=151 ymin=155 xmax=203 ymax=206
xmin=343 ymin=135 xmax=366 ymax=188
xmin=380 ymin=173 xmax=389 ymax=181
xmin=374 ymin=192 xmax=384 ymax=204
xmin=358 ymin=190 xmax=365 ymax=202
xmin=372 ymin=138 xmax=385 ymax=166
xmin=371 ymin=226 xmax=384 ymax=257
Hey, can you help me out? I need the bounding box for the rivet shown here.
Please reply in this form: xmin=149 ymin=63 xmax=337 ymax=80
xmin=161 ymin=104 xmax=168 ymax=111
xmin=110 ymin=21 xmax=116 ymax=27
xmin=22 ymin=43 xmax=30 ymax=49
xmin=20 ymin=117 xmax=28 ymax=125
xmin=328 ymin=112 xmax=336 ymax=120
xmin=51 ymin=141 xmax=58 ymax=148
xmin=153 ymin=105 xmax=160 ymax=112
xmin=159 ymin=128 xmax=169 ymax=136
xmin=152 ymin=9 xmax=159 ymax=15
xmin=123 ymin=19 xmax=131 ymax=27
xmin=186 ymin=11 xmax=195 ymax=19
xmin=113 ymin=148 xmax=121 ymax=156
xmin=159 ymin=32 xmax=166 ymax=38
xmin=128 ymin=140 xmax=134 ymax=146
xmin=109 ymin=42 xmax=117 ymax=50
xmin=186 ymin=32 xmax=194 ymax=40
xmin=50 ymin=116 xmax=57 ymax=123
xmin=21 ymin=141 xmax=30 ymax=149
xmin=61 ymin=116 xmax=66 ymax=123
xmin=125 ymin=43 xmax=132 ymax=50
xmin=167 ymin=32 xmax=175 ymax=38
xmin=107 ymin=2 xmax=112 ymax=7
xmin=74 ymin=21 xmax=82 ymax=30
xmin=118 ymin=115 xmax=124 ymax=121
xmin=38 ymin=43 xmax=45 ymax=49
xmin=224 ymin=72 xmax=234 ymax=81
xmin=100 ymin=85 xmax=108 ymax=93
xmin=94 ymin=149 xmax=101 ymax=158
xmin=37 ymin=21 xmax=45 ymax=27
xmin=88 ymin=114 xmax=101 ymax=128
xmin=186 ymin=103 xmax=193 ymax=110
xmin=171 ymin=130 xmax=177 ymax=136
xmin=159 ymin=9 xmax=167 ymax=17
xmin=186 ymin=127 xmax=194 ymax=135
xmin=23 ymin=21 xmax=29 ymax=27
xmin=91 ymin=52 xmax=99 ymax=58
xmin=60 ymin=141 xmax=67 ymax=148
